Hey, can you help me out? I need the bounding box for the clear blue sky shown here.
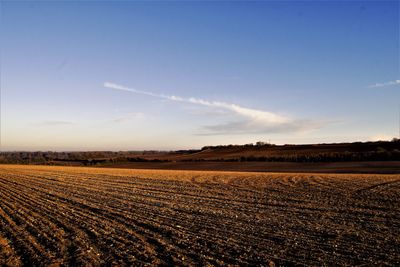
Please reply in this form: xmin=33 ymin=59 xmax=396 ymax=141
xmin=1 ymin=1 xmax=399 ymax=151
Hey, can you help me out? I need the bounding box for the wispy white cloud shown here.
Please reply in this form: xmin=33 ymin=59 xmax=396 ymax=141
xmin=199 ymin=119 xmax=324 ymax=135
xmin=368 ymin=80 xmax=400 ymax=88
xmin=104 ymin=82 xmax=322 ymax=134
xmin=33 ymin=120 xmax=75 ymax=126
xmin=111 ymin=112 xmax=145 ymax=123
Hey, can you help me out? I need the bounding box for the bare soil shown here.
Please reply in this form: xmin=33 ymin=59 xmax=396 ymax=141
xmin=0 ymin=165 xmax=399 ymax=266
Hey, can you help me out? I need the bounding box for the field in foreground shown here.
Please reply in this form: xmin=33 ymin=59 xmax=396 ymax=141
xmin=0 ymin=165 xmax=399 ymax=266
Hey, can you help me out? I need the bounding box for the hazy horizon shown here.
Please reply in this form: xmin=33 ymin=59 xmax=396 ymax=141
xmin=1 ymin=1 xmax=399 ymax=151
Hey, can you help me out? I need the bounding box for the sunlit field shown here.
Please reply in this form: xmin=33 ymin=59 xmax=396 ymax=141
xmin=0 ymin=165 xmax=399 ymax=266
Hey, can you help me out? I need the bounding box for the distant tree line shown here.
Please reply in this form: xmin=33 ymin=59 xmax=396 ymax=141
xmin=201 ymin=139 xmax=400 ymax=151
xmin=0 ymin=140 xmax=399 ymax=165
xmin=201 ymin=141 xmax=275 ymax=150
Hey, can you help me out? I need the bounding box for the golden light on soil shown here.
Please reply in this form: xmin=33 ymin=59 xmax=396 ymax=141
xmin=0 ymin=165 xmax=399 ymax=265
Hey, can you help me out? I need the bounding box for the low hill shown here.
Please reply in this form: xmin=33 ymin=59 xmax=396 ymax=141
xmin=170 ymin=140 xmax=400 ymax=162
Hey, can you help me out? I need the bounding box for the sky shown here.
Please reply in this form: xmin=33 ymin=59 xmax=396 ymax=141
xmin=0 ymin=1 xmax=399 ymax=151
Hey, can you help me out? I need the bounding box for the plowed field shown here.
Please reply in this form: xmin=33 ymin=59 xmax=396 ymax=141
xmin=0 ymin=165 xmax=399 ymax=266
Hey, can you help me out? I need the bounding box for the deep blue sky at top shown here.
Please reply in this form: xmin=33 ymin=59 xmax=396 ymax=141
xmin=1 ymin=1 xmax=399 ymax=150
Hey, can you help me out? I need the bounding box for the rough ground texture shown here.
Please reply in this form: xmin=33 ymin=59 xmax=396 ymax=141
xmin=0 ymin=165 xmax=399 ymax=266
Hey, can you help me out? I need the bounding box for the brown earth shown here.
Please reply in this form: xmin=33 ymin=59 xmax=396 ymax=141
xmin=0 ymin=165 xmax=399 ymax=266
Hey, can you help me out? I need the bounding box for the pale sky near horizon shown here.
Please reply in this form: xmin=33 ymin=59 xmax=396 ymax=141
xmin=1 ymin=1 xmax=399 ymax=151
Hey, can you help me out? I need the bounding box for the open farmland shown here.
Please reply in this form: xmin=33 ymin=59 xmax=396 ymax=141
xmin=0 ymin=165 xmax=399 ymax=266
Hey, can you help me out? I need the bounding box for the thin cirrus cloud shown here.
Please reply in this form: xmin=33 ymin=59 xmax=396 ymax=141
xmin=368 ymin=80 xmax=400 ymax=88
xmin=111 ymin=112 xmax=145 ymax=123
xmin=104 ymin=82 xmax=321 ymax=135
xmin=33 ymin=120 xmax=75 ymax=126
